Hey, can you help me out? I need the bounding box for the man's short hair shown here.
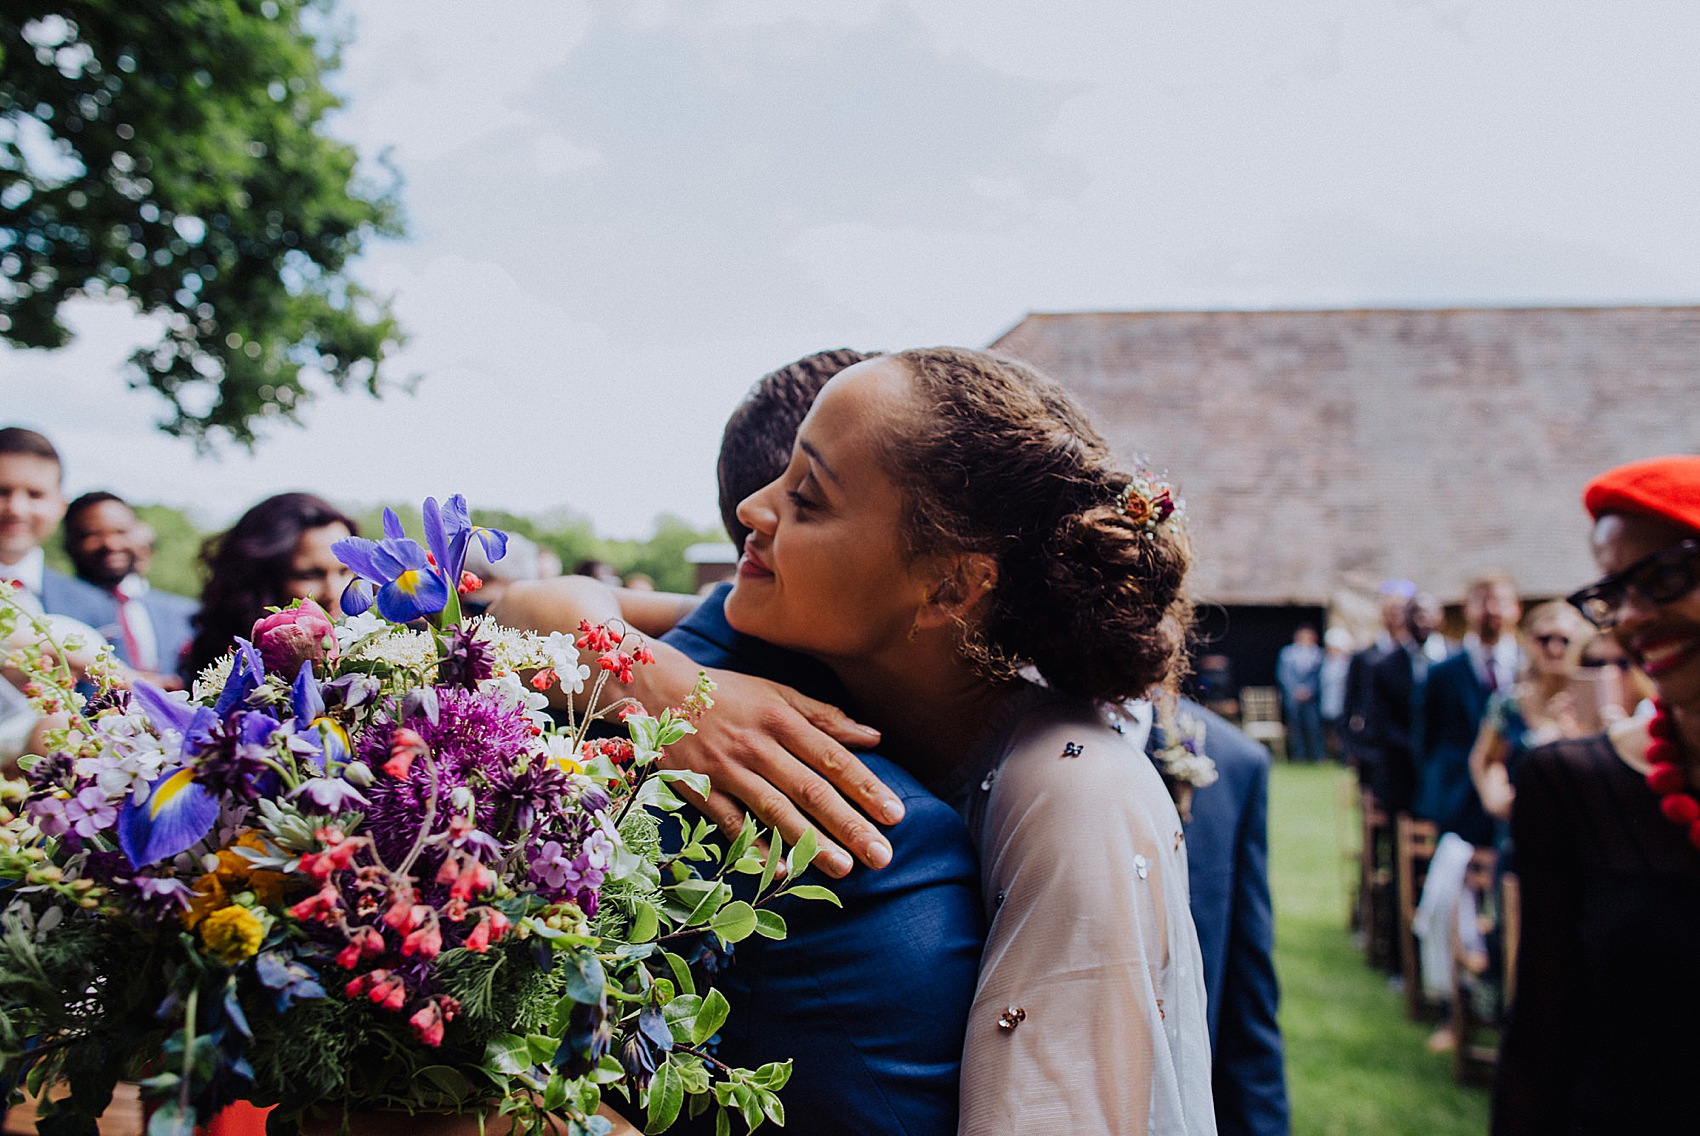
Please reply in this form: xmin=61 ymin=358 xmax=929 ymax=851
xmin=64 ymin=490 xmax=129 ymax=531
xmin=0 ymin=427 xmax=62 ymax=473
xmin=1465 ymin=571 xmax=1518 ymax=605
xmin=717 ymin=348 xmax=875 ymax=546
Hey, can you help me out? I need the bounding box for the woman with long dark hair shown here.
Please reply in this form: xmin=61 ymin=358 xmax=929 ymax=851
xmin=184 ymin=493 xmax=358 ymax=679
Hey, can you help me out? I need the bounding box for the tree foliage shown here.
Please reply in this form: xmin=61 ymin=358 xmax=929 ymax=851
xmin=0 ymin=0 xmax=403 ymax=446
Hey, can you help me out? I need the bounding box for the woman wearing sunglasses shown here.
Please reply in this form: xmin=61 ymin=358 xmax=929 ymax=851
xmin=1493 ymin=456 xmax=1700 ymax=1136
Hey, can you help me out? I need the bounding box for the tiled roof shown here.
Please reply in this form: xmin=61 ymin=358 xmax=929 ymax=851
xmin=990 ymin=307 xmax=1700 ymax=605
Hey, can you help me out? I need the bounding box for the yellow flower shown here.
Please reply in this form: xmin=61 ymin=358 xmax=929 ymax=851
xmin=183 ymin=832 xmax=287 ymax=930
xmin=200 ymin=904 xmax=265 ymax=964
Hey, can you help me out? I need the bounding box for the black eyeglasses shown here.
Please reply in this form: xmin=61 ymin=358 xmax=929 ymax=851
xmin=1567 ymin=539 xmax=1700 ymax=629
xmin=1533 ymin=633 xmax=1571 ymax=650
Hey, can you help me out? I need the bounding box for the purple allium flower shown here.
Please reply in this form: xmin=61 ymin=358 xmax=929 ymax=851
xmin=358 ymin=688 xmax=534 ymax=871
xmin=437 ymin=624 xmax=494 ymax=692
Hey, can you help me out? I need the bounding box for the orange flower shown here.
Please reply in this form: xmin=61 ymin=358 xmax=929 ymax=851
xmin=183 ymin=832 xmax=288 ymax=929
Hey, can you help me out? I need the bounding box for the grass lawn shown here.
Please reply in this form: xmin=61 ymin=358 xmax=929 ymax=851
xmin=1268 ymin=763 xmax=1490 ymax=1136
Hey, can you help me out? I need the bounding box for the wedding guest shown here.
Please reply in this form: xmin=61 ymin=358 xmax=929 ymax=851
xmin=63 ymin=492 xmax=198 ymax=685
xmin=1319 ymin=627 xmax=1354 ymax=759
xmin=1143 ymin=698 xmax=1290 ymax=1136
xmin=511 ymin=349 xmax=1215 ymax=1133
xmin=1493 ymin=455 xmax=1700 ymax=1136
xmin=1468 ymin=601 xmax=1596 ymax=830
xmin=0 ymin=427 xmax=116 ymax=629
xmin=184 ymin=493 xmax=358 ymax=678
xmin=1363 ymin=594 xmax=1439 ymax=817
xmin=1417 ymin=573 xmax=1522 ymax=847
xmin=1344 ymin=580 xmax=1417 ymax=780
xmin=1276 ymin=626 xmax=1325 ymax=761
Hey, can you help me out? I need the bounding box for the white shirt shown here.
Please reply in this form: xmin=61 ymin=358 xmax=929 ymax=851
xmin=0 ymin=548 xmax=47 ymax=609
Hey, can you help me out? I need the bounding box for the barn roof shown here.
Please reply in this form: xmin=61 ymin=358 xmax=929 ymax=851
xmin=989 ymin=306 xmax=1700 ymax=604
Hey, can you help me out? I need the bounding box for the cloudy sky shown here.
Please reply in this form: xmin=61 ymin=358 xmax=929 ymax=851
xmin=6 ymin=0 xmax=1698 ymax=537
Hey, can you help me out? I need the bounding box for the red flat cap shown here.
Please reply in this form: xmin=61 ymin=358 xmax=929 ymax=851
xmin=1583 ymin=455 xmax=1700 ymax=532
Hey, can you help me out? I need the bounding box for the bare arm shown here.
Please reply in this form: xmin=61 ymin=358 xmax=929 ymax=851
xmin=491 ymin=578 xmax=903 ymax=877
xmin=1467 ymin=718 xmax=1513 ymax=822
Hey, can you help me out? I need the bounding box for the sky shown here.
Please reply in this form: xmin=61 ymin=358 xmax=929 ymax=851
xmin=5 ymin=0 xmax=1699 ymax=538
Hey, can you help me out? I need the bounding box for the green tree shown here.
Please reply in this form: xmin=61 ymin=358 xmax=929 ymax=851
xmin=0 ymin=0 xmax=402 ymax=446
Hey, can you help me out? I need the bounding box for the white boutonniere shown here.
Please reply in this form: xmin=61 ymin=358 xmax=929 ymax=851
xmin=1154 ymin=696 xmax=1218 ymax=822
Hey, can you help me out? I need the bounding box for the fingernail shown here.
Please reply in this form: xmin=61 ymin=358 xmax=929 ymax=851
xmin=826 ymin=851 xmax=853 ymax=876
xmin=866 ymin=840 xmax=892 ymax=869
xmin=882 ymin=798 xmax=905 ymax=824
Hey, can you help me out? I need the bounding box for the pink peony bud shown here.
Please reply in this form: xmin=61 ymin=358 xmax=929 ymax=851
xmin=251 ymin=599 xmax=337 ymax=676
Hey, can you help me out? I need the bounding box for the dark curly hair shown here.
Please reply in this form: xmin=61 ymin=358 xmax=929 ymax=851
xmin=185 ymin=492 xmax=357 ymax=678
xmin=884 ymin=347 xmax=1193 ymax=704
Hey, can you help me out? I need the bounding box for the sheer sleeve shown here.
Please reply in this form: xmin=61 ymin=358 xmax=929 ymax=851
xmin=958 ymin=705 xmax=1216 ymax=1136
xmin=1492 ymin=744 xmax=1584 ymax=1136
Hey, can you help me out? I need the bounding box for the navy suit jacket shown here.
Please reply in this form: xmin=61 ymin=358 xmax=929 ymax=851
xmin=1416 ymin=652 xmax=1494 ymax=845
xmin=1175 ymin=700 xmax=1290 ymax=1136
xmin=1365 ymin=646 xmax=1422 ymax=815
xmin=662 ymin=585 xmax=984 ymax=1136
xmin=37 ymin=566 xmax=118 ymax=631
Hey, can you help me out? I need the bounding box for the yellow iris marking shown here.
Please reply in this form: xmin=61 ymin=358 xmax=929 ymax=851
xmin=151 ymin=768 xmax=196 ymax=818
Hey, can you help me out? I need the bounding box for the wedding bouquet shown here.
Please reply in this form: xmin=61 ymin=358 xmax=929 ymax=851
xmin=0 ymin=497 xmax=827 ymax=1136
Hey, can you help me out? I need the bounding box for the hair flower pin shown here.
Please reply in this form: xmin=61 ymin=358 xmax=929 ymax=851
xmin=1116 ymin=473 xmax=1181 ymax=533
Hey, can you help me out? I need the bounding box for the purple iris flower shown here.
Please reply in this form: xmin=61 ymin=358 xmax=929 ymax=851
xmin=293 ymin=776 xmax=368 ymax=812
xmin=423 ymin=494 xmax=507 ymax=586
xmin=332 ymin=509 xmax=450 ymax=623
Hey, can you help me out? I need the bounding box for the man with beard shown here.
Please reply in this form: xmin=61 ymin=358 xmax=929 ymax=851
xmin=63 ymin=492 xmax=198 ymax=686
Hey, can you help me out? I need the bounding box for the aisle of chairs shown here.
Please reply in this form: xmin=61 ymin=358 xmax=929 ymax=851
xmin=1352 ymin=787 xmax=1513 ymax=1086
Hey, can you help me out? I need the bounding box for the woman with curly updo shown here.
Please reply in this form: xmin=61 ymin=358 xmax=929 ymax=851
xmin=718 ymin=348 xmax=1212 ymax=1134
xmin=499 ymin=347 xmax=1213 ymax=1134
xmin=184 ymin=493 xmax=359 ymax=679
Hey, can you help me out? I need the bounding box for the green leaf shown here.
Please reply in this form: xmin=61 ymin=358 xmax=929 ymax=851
xmin=759 ymin=834 xmax=784 ymax=897
xmin=645 ymin=1062 xmax=684 ymax=1134
xmin=785 ymin=827 xmax=818 ymax=883
xmin=560 ymin=948 xmax=607 ymax=1004
xmin=691 ymin=988 xmax=730 ymax=1046
xmin=662 ymin=993 xmax=703 ymax=1037
xmin=485 ymin=1034 xmax=533 ymax=1075
xmin=629 ymin=899 xmax=659 ymax=943
xmin=662 ymin=950 xmax=697 ymax=997
xmin=419 ymin=1065 xmax=472 ymax=1100
xmin=709 ymin=900 xmax=758 ymax=944
xmin=715 ymin=1108 xmax=731 ymax=1136
xmin=723 ymin=816 xmax=758 ymax=868
xmin=780 ymin=884 xmax=842 ymax=906
xmin=759 ymin=1091 xmax=785 ymax=1127
xmin=527 ymin=1033 xmax=560 ymax=1065
xmin=752 ymin=909 xmax=787 ymax=939
xmin=657 ymin=768 xmax=712 ymax=798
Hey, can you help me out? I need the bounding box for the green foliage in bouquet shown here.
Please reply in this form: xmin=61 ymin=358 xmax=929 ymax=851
xmin=0 ymin=498 xmax=833 ymax=1136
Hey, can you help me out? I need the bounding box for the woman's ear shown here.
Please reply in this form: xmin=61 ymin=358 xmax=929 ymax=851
xmin=914 ymin=553 xmax=999 ymax=630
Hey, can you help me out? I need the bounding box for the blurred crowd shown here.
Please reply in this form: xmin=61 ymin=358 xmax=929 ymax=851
xmin=0 ymin=425 xmax=654 ymax=765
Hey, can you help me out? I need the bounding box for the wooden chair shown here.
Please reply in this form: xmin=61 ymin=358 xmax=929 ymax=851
xmin=1395 ymin=813 xmax=1443 ymax=1021
xmin=1238 ymin=685 xmax=1288 ymax=762
xmin=1357 ymin=788 xmax=1396 ymax=969
xmin=1450 ymin=846 xmax=1501 ymax=1084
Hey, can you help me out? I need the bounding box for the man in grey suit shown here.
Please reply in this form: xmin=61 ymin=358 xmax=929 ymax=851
xmin=64 ymin=492 xmax=199 ymax=686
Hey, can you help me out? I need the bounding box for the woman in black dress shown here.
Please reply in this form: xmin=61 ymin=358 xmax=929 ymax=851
xmin=1493 ymin=455 xmax=1700 ymax=1135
